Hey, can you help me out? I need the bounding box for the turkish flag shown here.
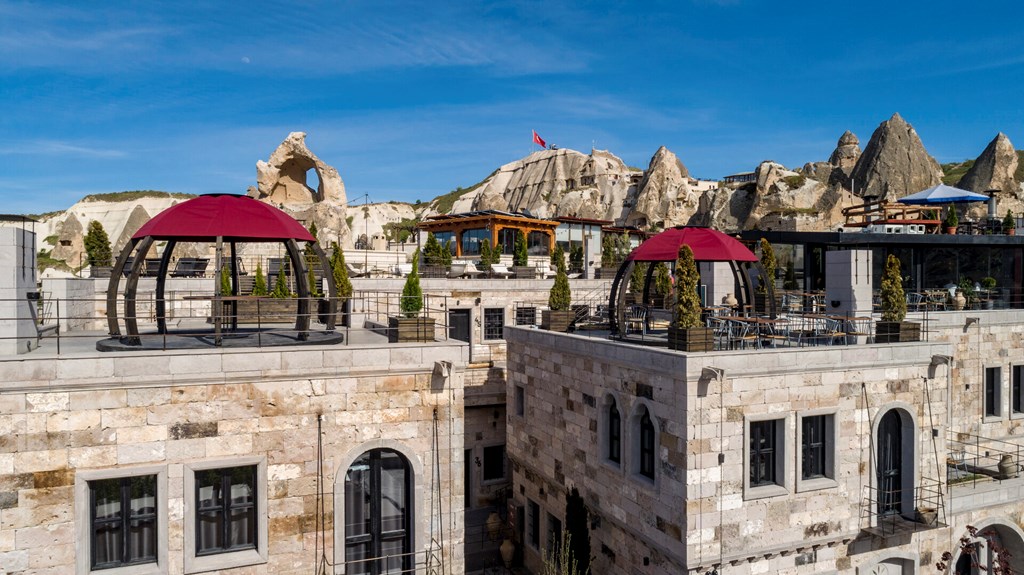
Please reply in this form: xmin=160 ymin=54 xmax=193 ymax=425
xmin=532 ymin=130 xmax=546 ymax=148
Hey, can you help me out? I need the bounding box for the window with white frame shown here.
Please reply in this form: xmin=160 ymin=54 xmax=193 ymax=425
xmin=75 ymin=465 xmax=168 ymax=575
xmin=985 ymin=366 xmax=1002 ymax=418
xmin=184 ymin=457 xmax=268 ymax=573
xmin=483 ymin=308 xmax=505 ymax=340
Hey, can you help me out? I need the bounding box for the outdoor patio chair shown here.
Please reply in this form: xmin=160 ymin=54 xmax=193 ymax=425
xmin=448 ymin=263 xmax=467 ymax=278
xmin=394 ymin=263 xmax=413 ymax=277
xmin=906 ymin=292 xmax=925 ymax=312
xmin=490 ymin=264 xmax=514 ymax=278
xmin=624 ymin=305 xmax=647 ymax=336
xmin=727 ymin=320 xmax=760 ymax=349
xmin=346 ymin=262 xmax=369 ymax=278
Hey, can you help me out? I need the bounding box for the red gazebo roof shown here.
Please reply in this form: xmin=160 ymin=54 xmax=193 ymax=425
xmin=133 ymin=194 xmax=315 ymax=242
xmin=626 ymin=226 xmax=757 ymax=262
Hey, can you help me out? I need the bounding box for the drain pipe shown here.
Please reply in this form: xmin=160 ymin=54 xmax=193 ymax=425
xmin=931 ymin=354 xmax=954 ymax=432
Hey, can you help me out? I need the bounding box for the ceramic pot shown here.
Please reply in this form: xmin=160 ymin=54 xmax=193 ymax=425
xmin=500 ymin=538 xmax=515 ymax=568
xmin=722 ymin=293 xmax=738 ymax=307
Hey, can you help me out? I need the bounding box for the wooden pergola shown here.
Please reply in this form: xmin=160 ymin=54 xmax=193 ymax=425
xmin=417 ymin=210 xmax=559 ymax=258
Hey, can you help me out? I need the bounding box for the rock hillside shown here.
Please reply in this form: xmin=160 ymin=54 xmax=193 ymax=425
xmin=848 ymin=113 xmax=943 ymax=200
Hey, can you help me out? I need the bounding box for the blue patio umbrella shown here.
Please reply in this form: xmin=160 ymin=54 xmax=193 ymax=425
xmin=896 ymin=184 xmax=990 ymax=205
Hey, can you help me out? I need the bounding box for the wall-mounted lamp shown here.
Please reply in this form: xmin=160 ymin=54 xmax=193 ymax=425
xmin=474 ymin=457 xmax=481 ymax=468
xmin=965 ymin=317 xmax=980 ymax=328
xmin=930 ymin=355 xmax=953 ymax=367
xmin=475 ymin=297 xmax=481 ymax=305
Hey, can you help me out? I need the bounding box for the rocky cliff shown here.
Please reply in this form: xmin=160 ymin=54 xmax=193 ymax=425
xmin=847 ymin=113 xmax=943 ymax=200
xmin=957 ymin=132 xmax=1020 ymax=196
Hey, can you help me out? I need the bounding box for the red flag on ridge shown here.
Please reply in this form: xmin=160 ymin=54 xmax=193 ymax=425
xmin=532 ymin=130 xmax=546 ymax=148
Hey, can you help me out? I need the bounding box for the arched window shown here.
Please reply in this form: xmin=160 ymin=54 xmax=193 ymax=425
xmin=877 ymin=410 xmax=903 ymax=516
xmin=608 ymin=400 xmax=621 ymax=464
xmin=345 ymin=449 xmax=411 ymax=575
xmin=639 ymin=407 xmax=655 ymax=479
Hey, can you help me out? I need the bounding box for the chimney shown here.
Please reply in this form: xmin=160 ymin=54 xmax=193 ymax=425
xmin=987 ymin=190 xmax=999 ymax=220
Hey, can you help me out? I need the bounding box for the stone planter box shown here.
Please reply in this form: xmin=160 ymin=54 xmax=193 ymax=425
xmin=875 ymin=321 xmax=920 ymax=343
xmin=668 ymin=326 xmax=713 ymax=352
xmin=388 ymin=316 xmax=436 ymax=342
xmin=235 ymin=298 xmax=296 ymax=324
xmin=513 ymin=266 xmax=536 ymax=279
xmin=541 ymin=310 xmax=574 ymax=332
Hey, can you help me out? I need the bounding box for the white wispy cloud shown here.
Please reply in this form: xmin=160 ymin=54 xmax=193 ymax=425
xmin=0 ymin=140 xmax=126 ymax=158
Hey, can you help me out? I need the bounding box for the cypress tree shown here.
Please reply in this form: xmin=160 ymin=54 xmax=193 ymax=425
xmin=400 ymin=250 xmax=423 ymax=317
xmin=673 ymin=245 xmax=702 ymax=328
xmin=83 ymin=220 xmax=112 ymax=267
xmin=252 ymin=263 xmax=268 ymax=296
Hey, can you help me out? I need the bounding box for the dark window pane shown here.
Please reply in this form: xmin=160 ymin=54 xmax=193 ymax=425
xmin=345 ymin=449 xmax=411 ymax=575
xmin=483 ymin=445 xmax=506 ymax=481
xmin=90 ymin=475 xmax=158 ymax=569
xmin=195 ymin=465 xmax=257 ymax=555
xmin=640 ymin=409 xmax=655 ymax=479
xmin=986 ymin=367 xmax=1000 ymax=417
xmin=608 ymin=402 xmax=621 ymax=464
xmin=484 ymin=308 xmax=505 ymax=340
xmin=750 ymin=421 xmax=777 ymax=486
xmin=802 ymin=416 xmax=826 ymax=480
xmin=461 ymin=228 xmax=488 ymax=256
xmin=229 ymin=507 xmax=256 ymax=548
xmin=1014 ymin=365 xmax=1023 ymax=414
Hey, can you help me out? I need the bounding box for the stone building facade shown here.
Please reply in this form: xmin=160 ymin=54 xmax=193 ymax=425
xmin=506 ymin=310 xmax=1024 ymax=574
xmin=0 ymin=341 xmax=466 ymax=575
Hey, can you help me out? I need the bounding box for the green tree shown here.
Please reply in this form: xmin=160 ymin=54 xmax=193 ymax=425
xmin=549 ymin=257 xmax=572 ymax=311
xmin=783 ymin=259 xmax=798 ymax=290
xmin=757 ymin=238 xmax=777 ymax=295
xmin=479 ymin=239 xmax=494 ymax=271
xmin=629 ymin=262 xmax=648 ymax=297
xmin=653 ymin=262 xmax=671 ymax=298
xmin=307 ymin=262 xmax=320 ymax=297
xmin=83 ymin=220 xmax=112 ymax=267
xmin=944 ymin=204 xmax=959 ymax=228
xmin=272 ymin=262 xmax=290 ymax=299
xmin=673 ymin=245 xmax=702 ymax=329
xmin=1004 ymin=209 xmax=1016 ymax=231
xmin=880 ymin=254 xmax=906 ymax=322
xmin=329 ymin=242 xmax=353 ymax=299
xmin=251 ymin=262 xmax=268 ymax=296
xmin=514 ymin=231 xmax=529 ymax=267
xmin=550 ymin=244 xmax=565 ymax=270
xmin=441 ymin=239 xmax=453 ymax=267
xmin=569 ymin=245 xmax=584 ymax=274
xmin=400 ymin=250 xmax=423 ymax=317
xmin=565 ymin=488 xmax=591 ymax=575
xmin=219 ymin=263 xmax=232 ymax=295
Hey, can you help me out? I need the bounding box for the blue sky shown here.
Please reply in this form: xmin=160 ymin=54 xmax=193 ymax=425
xmin=3 ymin=1 xmax=1024 ymax=214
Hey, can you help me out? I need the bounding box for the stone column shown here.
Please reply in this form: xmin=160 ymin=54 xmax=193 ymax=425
xmin=0 ymin=227 xmax=38 ymax=354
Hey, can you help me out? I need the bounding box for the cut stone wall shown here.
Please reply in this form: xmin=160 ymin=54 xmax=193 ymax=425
xmin=0 ymin=342 xmax=466 ymax=575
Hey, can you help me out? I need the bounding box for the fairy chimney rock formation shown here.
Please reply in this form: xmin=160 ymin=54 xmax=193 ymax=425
xmin=848 ymin=113 xmax=942 ymax=200
xmin=828 ymin=130 xmax=861 ymax=173
xmin=626 ymin=146 xmax=693 ymax=228
xmin=957 ymin=132 xmax=1020 ymax=195
xmin=251 ymin=132 xmax=347 ymax=206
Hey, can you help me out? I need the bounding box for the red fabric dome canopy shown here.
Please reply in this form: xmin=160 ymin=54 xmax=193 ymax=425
xmin=626 ymin=226 xmax=757 ymax=262
xmin=133 ymin=194 xmax=315 ymax=242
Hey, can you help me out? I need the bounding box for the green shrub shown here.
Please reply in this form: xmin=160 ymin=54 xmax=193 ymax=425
xmin=673 ymin=245 xmax=702 ymax=329
xmin=783 ymin=259 xmax=798 ymax=290
xmin=329 ymin=242 xmax=353 ymax=299
xmin=271 ymin=263 xmax=290 ymax=299
xmin=514 ymin=231 xmax=529 ymax=267
xmin=569 ymin=246 xmax=584 ymax=274
xmin=219 ymin=264 xmax=232 ymax=295
xmin=653 ymin=262 xmax=672 ymax=297
xmin=629 ymin=262 xmax=648 ymax=294
xmin=981 ymin=276 xmax=997 ymax=290
xmin=757 ymin=238 xmax=777 ymax=295
xmin=400 ymin=250 xmax=423 ymax=317
xmin=880 ymin=254 xmax=906 ymax=322
xmin=548 ymin=265 xmax=571 ymax=311
xmin=1004 ymin=209 xmax=1016 ymax=231
xmin=550 ymin=244 xmax=564 ymax=269
xmin=944 ymin=204 xmax=959 ymax=228
xmin=252 ymin=263 xmax=268 ymax=296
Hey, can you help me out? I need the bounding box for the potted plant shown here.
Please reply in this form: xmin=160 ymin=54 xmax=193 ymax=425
xmin=422 ymin=233 xmax=449 ymax=278
xmin=541 ymin=249 xmax=574 ymax=332
xmin=876 ymin=254 xmax=919 ymax=342
xmin=668 ymin=245 xmax=713 ymax=352
xmin=327 ymin=242 xmax=354 ymax=326
xmin=944 ymin=204 xmax=959 ymax=234
xmin=755 ymin=238 xmax=777 ymax=316
xmin=653 ymin=262 xmax=672 ymax=309
xmin=1004 ymin=209 xmax=1016 ymax=236
xmin=512 ymin=231 xmax=535 ymax=279
xmin=389 ymin=250 xmax=435 ymax=342
xmin=981 ymin=276 xmax=997 ymax=309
